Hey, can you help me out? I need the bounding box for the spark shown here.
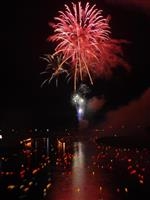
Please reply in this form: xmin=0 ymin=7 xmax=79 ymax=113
xmin=41 ymin=2 xmax=129 ymax=91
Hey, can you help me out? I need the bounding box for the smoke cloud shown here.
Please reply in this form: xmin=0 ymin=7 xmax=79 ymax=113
xmin=87 ymin=96 xmax=106 ymax=113
xmin=97 ymin=88 xmax=150 ymax=136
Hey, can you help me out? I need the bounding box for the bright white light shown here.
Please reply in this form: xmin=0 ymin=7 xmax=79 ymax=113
xmin=72 ymin=94 xmax=80 ymax=104
xmin=79 ymin=98 xmax=84 ymax=104
xmin=0 ymin=134 xmax=2 ymax=139
xmin=78 ymin=108 xmax=83 ymax=114
xmin=72 ymin=142 xmax=85 ymax=184
xmin=72 ymin=92 xmax=86 ymax=120
xmin=72 ymin=93 xmax=85 ymax=106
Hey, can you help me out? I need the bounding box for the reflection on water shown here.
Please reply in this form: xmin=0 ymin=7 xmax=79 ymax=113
xmin=0 ymin=133 xmax=150 ymax=200
xmin=48 ymin=137 xmax=116 ymax=200
xmin=48 ymin=135 xmax=150 ymax=200
xmin=0 ymin=136 xmax=56 ymax=199
xmin=72 ymin=142 xmax=85 ymax=199
xmin=73 ymin=142 xmax=85 ymax=183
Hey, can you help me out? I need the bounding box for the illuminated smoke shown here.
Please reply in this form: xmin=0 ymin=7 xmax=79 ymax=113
xmin=87 ymin=96 xmax=106 ymax=113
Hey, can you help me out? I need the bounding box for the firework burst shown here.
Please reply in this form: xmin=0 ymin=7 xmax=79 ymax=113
xmin=42 ymin=2 xmax=129 ymax=91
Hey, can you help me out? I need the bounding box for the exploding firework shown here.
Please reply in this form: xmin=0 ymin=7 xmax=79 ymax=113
xmin=72 ymin=92 xmax=86 ymax=121
xmin=42 ymin=1 xmax=129 ymax=91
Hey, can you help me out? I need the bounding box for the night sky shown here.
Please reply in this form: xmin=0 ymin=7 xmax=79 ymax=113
xmin=1 ymin=0 xmax=150 ymax=131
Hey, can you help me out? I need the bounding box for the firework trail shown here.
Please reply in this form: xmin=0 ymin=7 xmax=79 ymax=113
xmin=41 ymin=2 xmax=129 ymax=91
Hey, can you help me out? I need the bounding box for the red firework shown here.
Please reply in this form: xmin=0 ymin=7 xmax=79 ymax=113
xmin=43 ymin=2 xmax=129 ymax=91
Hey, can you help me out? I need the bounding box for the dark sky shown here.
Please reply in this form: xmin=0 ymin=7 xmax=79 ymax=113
xmin=1 ymin=0 xmax=150 ymax=130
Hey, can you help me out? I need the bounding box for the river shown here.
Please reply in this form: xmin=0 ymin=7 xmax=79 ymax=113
xmin=0 ymin=131 xmax=149 ymax=199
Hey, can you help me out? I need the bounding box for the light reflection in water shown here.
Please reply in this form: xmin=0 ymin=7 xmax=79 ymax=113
xmin=46 ymin=138 xmax=49 ymax=156
xmin=0 ymin=136 xmax=54 ymax=199
xmin=62 ymin=142 xmax=65 ymax=154
xmin=72 ymin=142 xmax=85 ymax=199
xmin=1 ymin=134 xmax=150 ymax=200
xmin=49 ymin=139 xmax=103 ymax=200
